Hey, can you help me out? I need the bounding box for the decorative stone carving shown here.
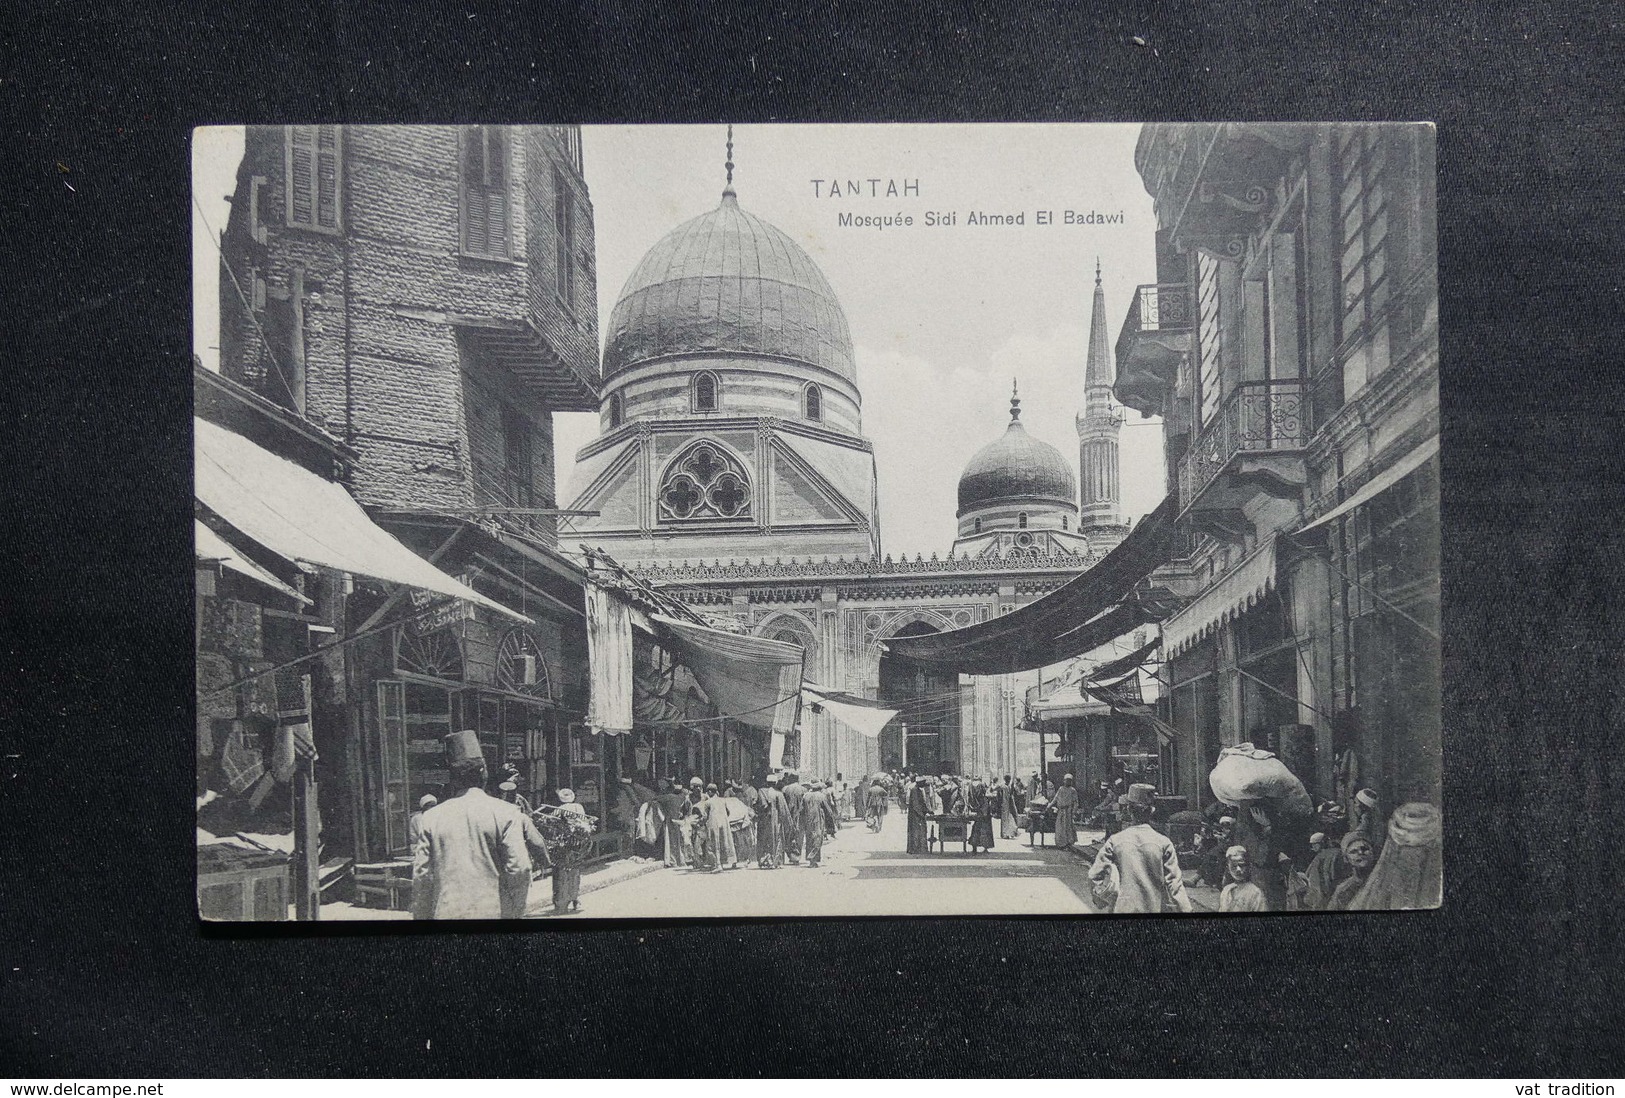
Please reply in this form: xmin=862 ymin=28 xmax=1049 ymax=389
xmin=656 ymin=439 xmax=753 ymax=523
xmin=1197 ymin=181 xmax=1270 ymax=215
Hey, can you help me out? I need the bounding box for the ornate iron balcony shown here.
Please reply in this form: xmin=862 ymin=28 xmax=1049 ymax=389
xmin=1178 ymin=378 xmax=1307 ymax=511
xmin=1115 ymin=284 xmax=1191 ymax=418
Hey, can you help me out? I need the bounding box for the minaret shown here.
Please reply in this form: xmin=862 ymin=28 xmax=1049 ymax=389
xmin=1077 ymin=258 xmax=1122 ymax=529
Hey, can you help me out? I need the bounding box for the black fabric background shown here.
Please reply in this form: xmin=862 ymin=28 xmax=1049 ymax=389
xmin=3 ymin=0 xmax=1621 ymax=1078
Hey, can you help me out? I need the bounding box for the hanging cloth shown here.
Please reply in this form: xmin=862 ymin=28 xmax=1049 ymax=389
xmin=586 ymin=582 xmax=635 ymax=736
xmin=799 ymin=684 xmax=900 ymax=740
xmin=651 ymin=616 xmax=804 ymax=736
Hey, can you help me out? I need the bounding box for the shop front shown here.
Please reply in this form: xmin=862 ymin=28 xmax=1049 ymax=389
xmin=366 ymin=608 xmax=588 ymax=860
xmin=1167 ymin=639 xmax=1221 ymax=808
xmin=1325 ymin=452 xmax=1441 ymax=809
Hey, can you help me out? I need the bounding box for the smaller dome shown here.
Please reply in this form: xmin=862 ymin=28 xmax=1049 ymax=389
xmin=957 ymin=390 xmax=1077 ymax=516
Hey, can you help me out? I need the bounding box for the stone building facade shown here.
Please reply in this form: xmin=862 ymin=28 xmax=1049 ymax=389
xmin=212 ymin=125 xmax=630 ymax=864
xmin=1115 ymin=122 xmax=1439 ymax=813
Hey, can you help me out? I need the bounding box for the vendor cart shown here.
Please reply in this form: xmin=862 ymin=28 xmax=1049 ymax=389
xmin=1024 ymin=802 xmax=1057 ymax=846
xmin=927 ymin=814 xmax=972 ymax=854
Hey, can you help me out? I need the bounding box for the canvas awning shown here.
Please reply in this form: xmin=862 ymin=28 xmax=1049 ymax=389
xmin=195 ymin=520 xmax=309 ymax=604
xmin=882 ymin=495 xmax=1179 ymax=674
xmin=1161 ymin=536 xmax=1279 ymax=658
xmin=1085 ymin=636 xmax=1160 ymax=683
xmin=1028 ymin=679 xmax=1113 ymax=722
xmin=195 ymin=417 xmax=525 ymax=622
xmin=799 ymin=684 xmax=900 ymax=740
xmin=1296 ymin=435 xmax=1439 ymax=536
xmin=651 ymin=615 xmax=805 ymax=736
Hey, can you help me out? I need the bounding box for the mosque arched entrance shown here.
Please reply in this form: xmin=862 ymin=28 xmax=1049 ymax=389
xmin=878 ymin=620 xmax=961 ymax=775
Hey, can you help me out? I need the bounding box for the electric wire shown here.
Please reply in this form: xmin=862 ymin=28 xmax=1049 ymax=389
xmin=192 ymin=193 xmax=304 ymax=412
xmin=199 ymin=598 xmax=463 ymax=700
xmin=1292 ymin=532 xmax=1440 ymax=640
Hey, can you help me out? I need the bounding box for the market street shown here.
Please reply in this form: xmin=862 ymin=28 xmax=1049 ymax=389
xmin=540 ymin=813 xmax=1110 ymax=919
xmin=194 ymin=124 xmax=1440 ymax=924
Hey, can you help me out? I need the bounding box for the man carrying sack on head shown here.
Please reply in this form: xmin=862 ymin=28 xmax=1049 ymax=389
xmin=411 ymin=730 xmax=532 ymax=920
xmin=1086 ymin=783 xmax=1193 ymax=915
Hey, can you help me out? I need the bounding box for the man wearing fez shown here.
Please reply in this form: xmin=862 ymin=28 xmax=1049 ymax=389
xmin=411 ymin=730 xmax=532 ymax=920
xmin=1087 ymin=783 xmax=1193 ymax=915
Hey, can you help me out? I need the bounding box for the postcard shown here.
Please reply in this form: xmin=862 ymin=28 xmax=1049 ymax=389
xmin=192 ymin=122 xmax=1438 ymax=920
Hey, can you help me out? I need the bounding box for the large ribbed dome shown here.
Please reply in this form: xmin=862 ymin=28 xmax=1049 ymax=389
xmin=957 ymin=400 xmax=1078 ymax=515
xmin=602 ymin=193 xmax=856 ymax=381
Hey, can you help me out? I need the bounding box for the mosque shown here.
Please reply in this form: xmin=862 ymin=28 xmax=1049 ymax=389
xmin=566 ymin=146 xmax=1134 ymax=782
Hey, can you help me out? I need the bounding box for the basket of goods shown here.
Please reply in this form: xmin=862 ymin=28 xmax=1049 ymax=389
xmin=532 ymin=806 xmax=598 ymax=867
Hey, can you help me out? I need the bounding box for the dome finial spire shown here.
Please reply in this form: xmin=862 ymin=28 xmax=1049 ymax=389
xmin=723 ymin=123 xmax=736 ymax=200
xmin=1010 ymin=379 xmax=1022 ymax=423
xmin=1095 ymin=255 xmax=1102 ymax=286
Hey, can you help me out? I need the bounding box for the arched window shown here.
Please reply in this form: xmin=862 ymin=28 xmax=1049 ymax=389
xmin=657 ymin=441 xmax=753 ymax=523
xmin=804 ymin=383 xmax=822 ymax=421
xmin=608 ymin=392 xmax=624 ymax=428
xmin=974 ymin=518 xmax=982 ymax=533
xmin=1062 ymin=515 xmax=1068 ymax=530
xmin=1018 ymin=512 xmax=1029 ymax=529
xmin=495 ymin=628 xmax=551 ymax=698
xmin=693 ymin=372 xmax=719 ymax=412
xmin=395 ymin=627 xmax=464 ymax=681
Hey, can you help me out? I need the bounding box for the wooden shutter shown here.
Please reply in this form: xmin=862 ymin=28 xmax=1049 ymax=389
xmin=461 ymin=126 xmax=508 ymax=257
xmin=554 ymin=170 xmax=573 ymax=303
xmin=462 ymin=126 xmax=487 ymax=254
xmin=288 ymin=126 xmax=315 ymax=226
xmin=376 ymin=680 xmax=407 ymax=856
xmin=316 ymin=126 xmax=339 ymax=228
xmin=287 ymin=125 xmax=339 ymax=229
xmin=485 ymin=127 xmax=509 ymax=258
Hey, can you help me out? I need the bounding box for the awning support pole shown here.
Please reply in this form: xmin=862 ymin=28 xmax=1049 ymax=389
xmin=350 ymin=527 xmax=463 ymax=637
xmin=1289 ymin=534 xmax=1441 ymax=641
xmin=292 ymin=675 xmax=321 ymax=922
xmin=1235 ymin=665 xmax=1339 ymax=724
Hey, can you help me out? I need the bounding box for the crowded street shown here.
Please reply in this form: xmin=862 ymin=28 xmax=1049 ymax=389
xmin=546 ymin=811 xmax=1109 ymax=919
xmin=193 ymin=123 xmax=1439 ymax=923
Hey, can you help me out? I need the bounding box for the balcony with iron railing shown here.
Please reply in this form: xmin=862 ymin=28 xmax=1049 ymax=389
xmin=1115 ymin=283 xmax=1192 ymax=418
xmin=1176 ymin=378 xmax=1309 ymax=538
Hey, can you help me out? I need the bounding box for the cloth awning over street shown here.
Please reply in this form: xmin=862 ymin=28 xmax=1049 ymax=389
xmin=194 ymin=417 xmax=526 ymax=622
xmin=1161 ymin=535 xmax=1279 ymax=659
xmin=881 ymin=494 xmax=1179 ymax=675
xmin=1085 ymin=636 xmax=1160 ymax=683
xmin=651 ymin=615 xmax=805 ymax=735
xmin=1295 ymin=434 xmax=1439 ymax=537
xmin=1028 ymin=678 xmax=1113 ymax=722
xmin=195 ymin=520 xmax=309 ymax=604
xmin=799 ymin=684 xmax=900 ymax=739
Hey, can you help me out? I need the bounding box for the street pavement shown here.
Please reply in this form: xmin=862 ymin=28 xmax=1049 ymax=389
xmin=313 ymin=814 xmax=1219 ymax=919
xmin=545 ymin=811 xmax=1112 ymax=919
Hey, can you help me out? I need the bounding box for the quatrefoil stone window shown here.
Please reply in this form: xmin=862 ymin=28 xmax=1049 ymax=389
xmin=657 ymin=444 xmax=753 ymax=523
xmin=661 ymin=474 xmax=704 ymax=519
xmin=708 ymin=473 xmax=748 ymax=516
